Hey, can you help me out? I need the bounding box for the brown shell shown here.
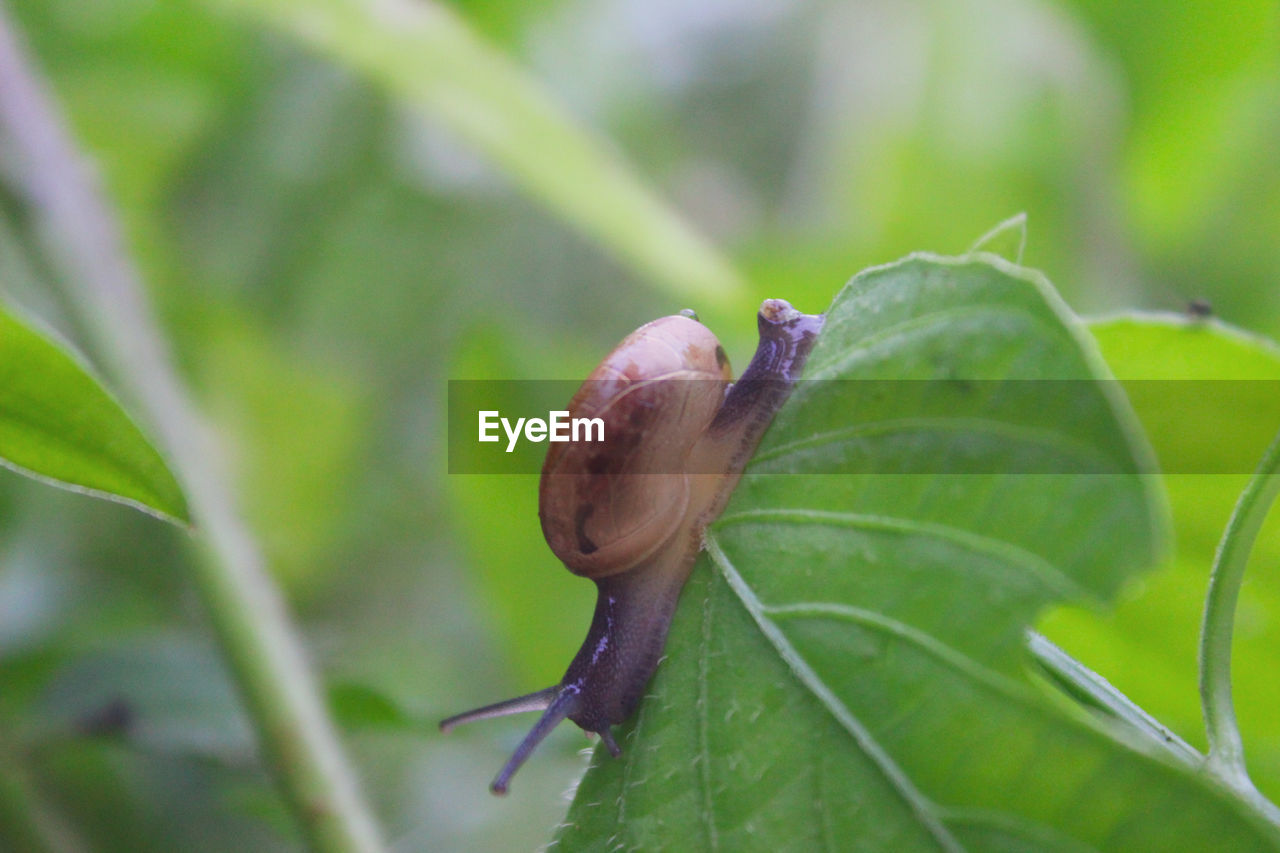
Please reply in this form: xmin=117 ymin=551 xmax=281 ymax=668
xmin=539 ymin=315 xmax=731 ymax=577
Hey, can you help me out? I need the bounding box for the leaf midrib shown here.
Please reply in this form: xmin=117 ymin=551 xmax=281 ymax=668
xmin=704 ymin=532 xmax=964 ymax=853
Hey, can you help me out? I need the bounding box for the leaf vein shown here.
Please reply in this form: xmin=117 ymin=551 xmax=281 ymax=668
xmin=706 ymin=531 xmax=964 ymax=853
xmin=751 ymin=415 xmax=1129 ymax=475
xmin=714 ymin=508 xmax=1092 ymax=603
xmin=760 ymin=602 xmax=1039 ymax=704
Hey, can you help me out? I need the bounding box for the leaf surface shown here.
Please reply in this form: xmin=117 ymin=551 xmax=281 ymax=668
xmin=1044 ymin=315 xmax=1280 ymax=802
xmin=554 ymin=256 xmax=1279 ymax=851
xmin=0 ymin=304 xmax=188 ymax=523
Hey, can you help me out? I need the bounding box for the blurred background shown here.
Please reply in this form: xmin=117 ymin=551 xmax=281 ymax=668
xmin=0 ymin=0 xmax=1277 ymax=849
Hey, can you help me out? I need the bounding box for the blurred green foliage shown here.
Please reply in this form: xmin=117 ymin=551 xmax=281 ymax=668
xmin=1 ymin=0 xmax=1278 ymax=849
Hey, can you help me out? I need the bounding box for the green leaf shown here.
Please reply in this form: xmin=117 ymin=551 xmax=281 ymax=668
xmin=1044 ymin=315 xmax=1280 ymax=803
xmin=554 ymin=256 xmax=1279 ymax=850
xmin=0 ymin=303 xmax=188 ymax=523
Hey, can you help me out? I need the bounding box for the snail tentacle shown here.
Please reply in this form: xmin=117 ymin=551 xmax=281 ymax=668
xmin=438 ymin=685 xmax=560 ymax=733
xmin=489 ymin=687 xmax=584 ymax=795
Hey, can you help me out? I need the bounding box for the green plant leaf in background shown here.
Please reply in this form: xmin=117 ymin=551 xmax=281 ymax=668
xmin=554 ymin=256 xmax=1279 ymax=850
xmin=0 ymin=302 xmax=188 ymax=523
xmin=1043 ymin=316 xmax=1280 ymax=802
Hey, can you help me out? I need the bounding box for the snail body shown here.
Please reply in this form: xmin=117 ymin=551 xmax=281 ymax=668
xmin=441 ymin=299 xmax=824 ymax=793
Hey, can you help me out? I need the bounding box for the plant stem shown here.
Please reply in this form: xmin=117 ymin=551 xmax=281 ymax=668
xmin=1026 ymin=631 xmax=1202 ymax=767
xmin=0 ymin=8 xmax=384 ymax=851
xmin=1200 ymin=428 xmax=1280 ymax=820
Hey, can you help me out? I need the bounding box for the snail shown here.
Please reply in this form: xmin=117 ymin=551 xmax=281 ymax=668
xmin=440 ymin=299 xmax=824 ymax=794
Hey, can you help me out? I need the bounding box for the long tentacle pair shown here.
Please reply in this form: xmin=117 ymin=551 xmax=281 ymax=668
xmin=439 ymin=685 xmax=618 ymax=794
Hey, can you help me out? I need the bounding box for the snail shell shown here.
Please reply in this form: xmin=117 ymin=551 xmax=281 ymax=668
xmin=441 ymin=299 xmax=824 ymax=794
xmin=540 ymin=313 xmax=730 ymax=578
